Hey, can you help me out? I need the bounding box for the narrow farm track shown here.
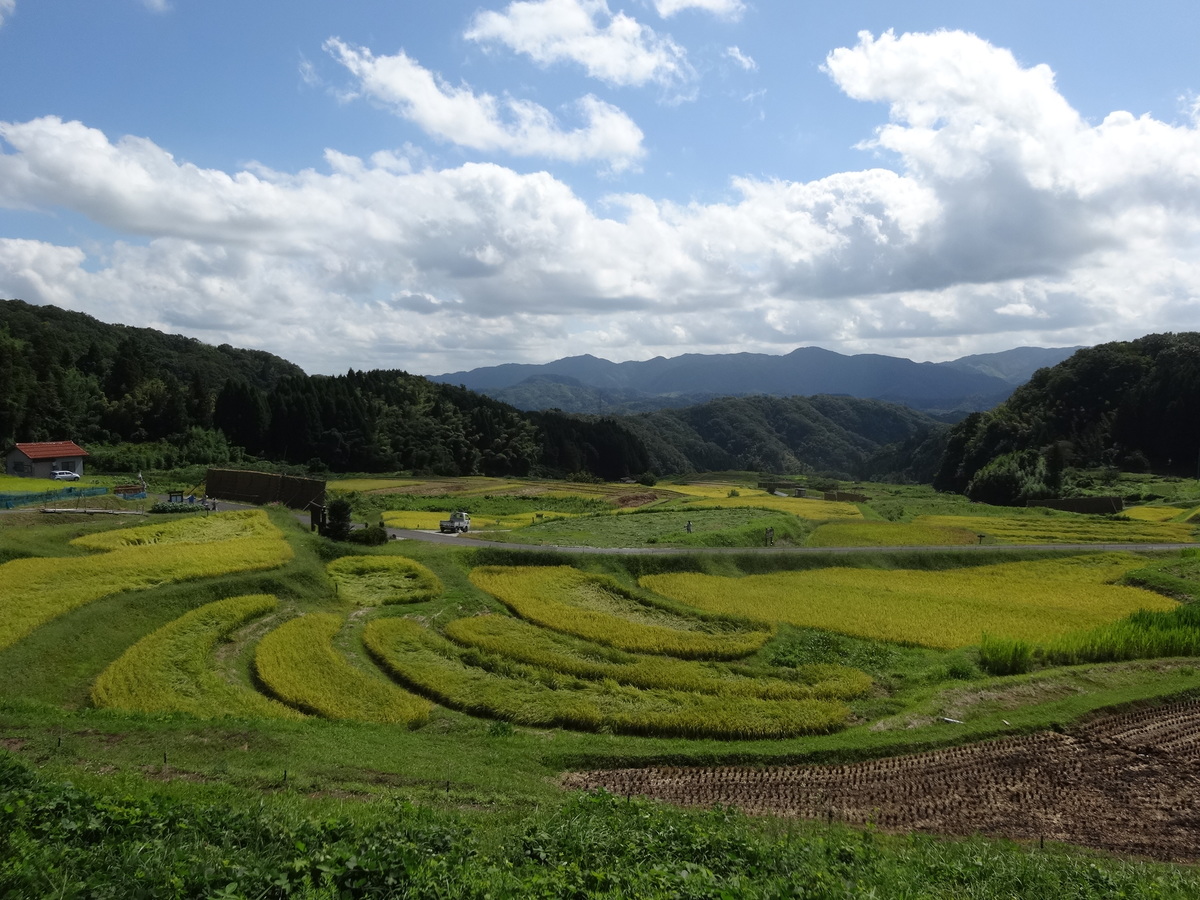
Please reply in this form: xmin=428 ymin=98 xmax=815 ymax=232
xmin=565 ymin=699 xmax=1200 ymax=862
xmin=387 ymin=527 xmax=1195 ymax=555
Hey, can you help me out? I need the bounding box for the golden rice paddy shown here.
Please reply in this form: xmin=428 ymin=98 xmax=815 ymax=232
xmin=916 ymin=514 xmax=1196 ymax=544
xmin=640 ymin=554 xmax=1176 ymax=649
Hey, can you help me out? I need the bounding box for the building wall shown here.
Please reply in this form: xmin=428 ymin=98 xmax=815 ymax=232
xmin=5 ymin=451 xmax=86 ymax=478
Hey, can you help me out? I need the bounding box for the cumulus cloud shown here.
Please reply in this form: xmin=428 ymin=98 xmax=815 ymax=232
xmin=0 ymin=0 xmax=14 ymax=30
xmin=654 ymin=0 xmax=744 ymax=19
xmin=725 ymin=46 xmax=756 ymax=71
xmin=325 ymin=38 xmax=645 ymax=171
xmin=464 ymin=0 xmax=693 ymax=89
xmin=3 ymin=29 xmax=1200 ymax=372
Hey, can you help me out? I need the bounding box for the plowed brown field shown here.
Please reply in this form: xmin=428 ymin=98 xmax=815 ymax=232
xmin=564 ymin=699 xmax=1200 ymax=861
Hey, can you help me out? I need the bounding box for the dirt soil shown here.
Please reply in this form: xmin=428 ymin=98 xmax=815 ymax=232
xmin=564 ymin=699 xmax=1200 ymax=862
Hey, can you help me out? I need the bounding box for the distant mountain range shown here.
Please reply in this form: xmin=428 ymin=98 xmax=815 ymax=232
xmin=431 ymin=346 xmax=1083 ymax=416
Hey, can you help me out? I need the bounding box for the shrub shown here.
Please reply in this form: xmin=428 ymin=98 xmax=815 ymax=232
xmin=348 ymin=524 xmax=389 ymax=545
xmin=149 ymin=501 xmax=204 ymax=514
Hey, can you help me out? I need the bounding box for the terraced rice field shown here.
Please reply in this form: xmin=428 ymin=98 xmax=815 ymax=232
xmin=326 ymin=555 xmax=443 ymax=605
xmin=1123 ymin=506 xmax=1192 ymax=523
xmin=0 ymin=510 xmax=292 ymax=651
xmin=364 ymin=617 xmax=850 ymax=739
xmin=806 ymin=520 xmax=979 ymax=547
xmin=91 ymin=594 xmax=301 ymax=720
xmin=916 ymin=513 xmax=1196 ymax=544
xmin=566 ymin=698 xmax=1200 ymax=862
xmin=641 ymin=554 xmax=1176 ymax=649
xmin=254 ymin=613 xmax=432 ymax=724
xmin=471 ymin=565 xmax=773 ymax=659
xmin=381 ymin=509 xmax=579 ymax=530
xmin=444 ymin=614 xmax=871 ymax=700
xmin=681 ymin=493 xmax=863 ymax=520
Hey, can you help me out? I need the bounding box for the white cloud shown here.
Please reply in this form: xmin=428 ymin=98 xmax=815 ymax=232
xmin=0 ymin=0 xmax=14 ymax=30
xmin=141 ymin=0 xmax=170 ymax=11
xmin=465 ymin=0 xmax=693 ymax=89
xmin=654 ymin=0 xmax=745 ymax=19
xmin=325 ymin=38 xmax=645 ymax=171
xmin=3 ymin=30 xmax=1200 ymax=372
xmin=725 ymin=46 xmax=756 ymax=71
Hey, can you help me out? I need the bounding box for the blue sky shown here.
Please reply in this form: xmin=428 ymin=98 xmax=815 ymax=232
xmin=2 ymin=1 xmax=1199 ymax=375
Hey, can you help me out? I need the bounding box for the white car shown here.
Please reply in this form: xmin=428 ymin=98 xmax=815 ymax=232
xmin=51 ymin=470 xmax=81 ymax=481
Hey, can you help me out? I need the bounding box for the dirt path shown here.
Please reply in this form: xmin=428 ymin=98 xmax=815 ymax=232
xmin=565 ymin=699 xmax=1200 ymax=862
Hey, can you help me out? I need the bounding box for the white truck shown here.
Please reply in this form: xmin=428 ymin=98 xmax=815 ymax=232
xmin=439 ymin=511 xmax=471 ymax=534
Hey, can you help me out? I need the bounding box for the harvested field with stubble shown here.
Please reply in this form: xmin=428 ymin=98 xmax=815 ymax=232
xmin=566 ymin=699 xmax=1200 ymax=862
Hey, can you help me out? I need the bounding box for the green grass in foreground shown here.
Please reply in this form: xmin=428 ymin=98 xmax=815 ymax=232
xmin=6 ymin=752 xmax=1199 ymax=899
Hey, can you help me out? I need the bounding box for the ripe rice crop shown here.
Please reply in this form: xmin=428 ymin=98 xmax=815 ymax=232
xmin=254 ymin=613 xmax=431 ymax=725
xmin=72 ymin=508 xmax=280 ymax=550
xmin=1122 ymin=506 xmax=1189 ymax=523
xmin=806 ymin=520 xmax=979 ymax=547
xmin=915 ymin=513 xmax=1195 ymax=544
xmin=470 ymin=565 xmax=772 ymax=659
xmin=326 ymin=555 xmax=443 ymax=605
xmin=91 ymin=594 xmax=302 ymax=719
xmin=381 ymin=510 xmax=578 ymax=530
xmin=683 ymin=494 xmax=863 ymax=520
xmin=640 ymin=554 xmax=1175 ymax=649
xmin=363 ymin=617 xmax=848 ymax=739
xmin=443 ymin=614 xmax=870 ymax=700
xmin=379 ymin=510 xmax=448 ymax=530
xmin=0 ymin=515 xmax=293 ymax=652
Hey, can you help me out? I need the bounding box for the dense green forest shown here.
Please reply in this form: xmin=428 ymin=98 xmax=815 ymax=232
xmin=1 ymin=300 xmax=950 ymax=481
xmin=934 ymin=333 xmax=1200 ymax=504
xmin=624 ymin=394 xmax=947 ymax=481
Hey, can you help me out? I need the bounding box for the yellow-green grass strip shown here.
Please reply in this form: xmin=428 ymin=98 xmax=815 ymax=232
xmin=254 ymin=613 xmax=432 ymax=725
xmin=363 ymin=618 xmax=847 ymax=739
xmin=915 ymin=513 xmax=1195 ymax=544
xmin=470 ymin=565 xmax=772 ymax=660
xmin=325 ymin=555 xmax=443 ymax=606
xmin=91 ymin=594 xmax=302 ymax=719
xmin=443 ymin=614 xmax=869 ymax=700
xmin=71 ymin=508 xmax=280 ymax=550
xmin=0 ymin=522 xmax=293 ymax=653
xmin=641 ymin=554 xmax=1176 ymax=650
xmin=806 ymin=520 xmax=979 ymax=547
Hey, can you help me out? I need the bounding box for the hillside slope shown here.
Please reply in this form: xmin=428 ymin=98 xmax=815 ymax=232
xmin=934 ymin=333 xmax=1200 ymax=502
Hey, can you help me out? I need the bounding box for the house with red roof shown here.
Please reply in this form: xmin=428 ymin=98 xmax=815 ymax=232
xmin=5 ymin=441 xmax=90 ymax=479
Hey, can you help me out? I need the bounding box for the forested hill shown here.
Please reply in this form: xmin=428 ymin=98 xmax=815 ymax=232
xmin=1 ymin=299 xmax=945 ymax=481
xmin=0 ymin=298 xmax=303 ymax=449
xmin=934 ymin=332 xmax=1200 ymax=504
xmin=431 ymin=346 xmax=1081 ymax=415
xmin=624 ymin=395 xmax=947 ymax=482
